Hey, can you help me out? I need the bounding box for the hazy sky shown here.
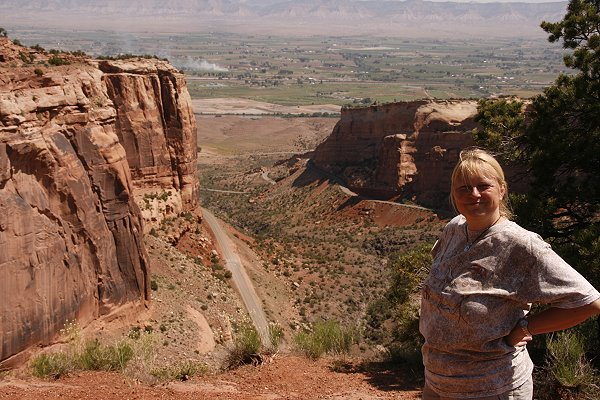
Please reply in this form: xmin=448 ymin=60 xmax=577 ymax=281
xmin=426 ymin=0 xmax=564 ymax=2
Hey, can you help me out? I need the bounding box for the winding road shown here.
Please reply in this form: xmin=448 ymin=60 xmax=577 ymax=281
xmin=201 ymin=208 xmax=272 ymax=348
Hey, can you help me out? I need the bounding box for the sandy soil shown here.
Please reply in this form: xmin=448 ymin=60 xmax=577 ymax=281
xmin=192 ymin=98 xmax=341 ymax=115
xmin=0 ymin=356 xmax=422 ymax=399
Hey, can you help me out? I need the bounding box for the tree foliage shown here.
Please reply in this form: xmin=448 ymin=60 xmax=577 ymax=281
xmin=366 ymin=244 xmax=431 ymax=353
xmin=472 ymin=97 xmax=525 ymax=162
xmin=473 ymin=0 xmax=600 ymax=287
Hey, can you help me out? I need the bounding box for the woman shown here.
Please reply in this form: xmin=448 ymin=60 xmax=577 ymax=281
xmin=419 ymin=148 xmax=600 ymax=399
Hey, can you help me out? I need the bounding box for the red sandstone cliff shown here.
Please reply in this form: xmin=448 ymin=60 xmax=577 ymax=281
xmin=100 ymin=59 xmax=198 ymax=231
xmin=312 ymin=100 xmax=478 ymax=209
xmin=0 ymin=38 xmax=198 ymax=364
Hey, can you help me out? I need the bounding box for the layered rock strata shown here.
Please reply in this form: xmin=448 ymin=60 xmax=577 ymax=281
xmin=0 ymin=38 xmax=198 ymax=364
xmin=100 ymin=59 xmax=198 ymax=231
xmin=312 ymin=100 xmax=478 ymax=209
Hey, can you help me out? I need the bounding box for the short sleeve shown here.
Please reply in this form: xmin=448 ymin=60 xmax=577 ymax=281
xmin=431 ymin=216 xmax=462 ymax=261
xmin=518 ymin=234 xmax=600 ymax=308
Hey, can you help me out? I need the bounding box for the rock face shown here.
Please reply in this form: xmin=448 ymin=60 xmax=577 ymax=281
xmin=100 ymin=59 xmax=199 ymax=232
xmin=0 ymin=38 xmax=198 ymax=364
xmin=312 ymin=100 xmax=478 ymax=209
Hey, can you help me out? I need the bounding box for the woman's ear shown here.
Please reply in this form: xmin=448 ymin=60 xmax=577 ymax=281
xmin=500 ymin=183 xmax=507 ymax=199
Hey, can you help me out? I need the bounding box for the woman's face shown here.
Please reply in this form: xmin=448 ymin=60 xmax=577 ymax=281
xmin=452 ymin=172 xmax=505 ymax=225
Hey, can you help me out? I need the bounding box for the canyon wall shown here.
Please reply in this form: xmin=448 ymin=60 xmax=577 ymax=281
xmin=101 ymin=59 xmax=198 ymax=232
xmin=312 ymin=101 xmax=478 ymax=209
xmin=0 ymin=38 xmax=198 ymax=364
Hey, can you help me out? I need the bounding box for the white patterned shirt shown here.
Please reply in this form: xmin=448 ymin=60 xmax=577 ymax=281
xmin=420 ymin=215 xmax=600 ymax=398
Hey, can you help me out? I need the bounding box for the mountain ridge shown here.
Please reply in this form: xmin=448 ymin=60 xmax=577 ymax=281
xmin=1 ymin=0 xmax=568 ymax=38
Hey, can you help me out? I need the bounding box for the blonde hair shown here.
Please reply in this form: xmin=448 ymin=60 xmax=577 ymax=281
xmin=450 ymin=148 xmax=512 ymax=218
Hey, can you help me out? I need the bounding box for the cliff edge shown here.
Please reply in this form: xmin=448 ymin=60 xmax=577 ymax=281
xmin=0 ymin=38 xmax=198 ymax=365
xmin=312 ymin=100 xmax=478 ymax=209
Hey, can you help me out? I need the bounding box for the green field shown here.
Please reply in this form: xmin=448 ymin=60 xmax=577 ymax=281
xmin=9 ymin=28 xmax=570 ymax=105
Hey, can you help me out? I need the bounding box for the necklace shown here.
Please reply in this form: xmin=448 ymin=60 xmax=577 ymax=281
xmin=464 ymin=216 xmax=502 ymax=251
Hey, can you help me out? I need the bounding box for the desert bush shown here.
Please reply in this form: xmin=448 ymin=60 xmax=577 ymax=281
xmin=150 ymin=360 xmax=208 ymax=382
xmin=30 ymin=321 xmax=156 ymax=380
xmin=226 ymin=324 xmax=262 ymax=369
xmin=294 ymin=319 xmax=357 ymax=360
xmin=386 ymin=244 xmax=431 ymax=304
xmin=31 ymin=352 xmax=72 ymax=378
xmin=542 ymin=331 xmax=600 ymax=400
xmin=78 ymin=339 xmax=134 ymax=371
xmin=48 ymin=56 xmax=70 ymax=66
xmin=19 ymin=51 xmax=33 ymax=64
xmin=268 ymin=323 xmax=285 ymax=349
xmin=364 ymin=244 xmax=431 ymax=364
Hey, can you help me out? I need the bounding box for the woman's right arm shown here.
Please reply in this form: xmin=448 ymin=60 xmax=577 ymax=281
xmin=505 ymin=299 xmax=600 ymax=347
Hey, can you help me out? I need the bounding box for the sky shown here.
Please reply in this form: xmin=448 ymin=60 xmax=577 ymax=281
xmin=426 ymin=0 xmax=564 ymax=2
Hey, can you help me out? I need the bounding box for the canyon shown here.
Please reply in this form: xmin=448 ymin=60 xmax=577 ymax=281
xmin=1 ymin=32 xmax=484 ymax=373
xmin=0 ymin=32 xmax=493 ymax=399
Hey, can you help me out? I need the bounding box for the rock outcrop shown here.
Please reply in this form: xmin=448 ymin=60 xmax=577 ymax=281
xmin=312 ymin=100 xmax=478 ymax=209
xmin=0 ymin=38 xmax=198 ymax=364
xmin=100 ymin=59 xmax=198 ymax=232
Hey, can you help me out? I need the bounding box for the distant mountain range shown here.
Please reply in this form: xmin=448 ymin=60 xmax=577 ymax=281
xmin=1 ymin=0 xmax=569 ymax=38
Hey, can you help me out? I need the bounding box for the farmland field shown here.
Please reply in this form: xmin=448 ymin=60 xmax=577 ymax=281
xmin=8 ymin=28 xmax=570 ymax=105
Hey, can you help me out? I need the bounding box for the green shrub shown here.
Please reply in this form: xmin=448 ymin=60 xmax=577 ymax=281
xmin=31 ymin=352 xmax=72 ymax=378
xmin=78 ymin=339 xmax=134 ymax=371
xmin=269 ymin=323 xmax=285 ymax=349
xmin=19 ymin=51 xmax=33 ymax=63
xmin=31 ymin=321 xmax=139 ymax=378
xmin=294 ymin=319 xmax=357 ymax=360
xmin=150 ymin=360 xmax=207 ymax=382
xmin=545 ymin=331 xmax=600 ymax=399
xmin=48 ymin=56 xmax=70 ymax=66
xmin=226 ymin=324 xmax=262 ymax=369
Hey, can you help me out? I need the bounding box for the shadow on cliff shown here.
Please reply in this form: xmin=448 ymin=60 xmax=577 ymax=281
xmin=292 ymin=160 xmax=366 ymax=211
xmin=291 ymin=160 xmax=334 ymax=188
xmin=292 ymin=160 xmax=457 ymax=217
xmin=333 ymin=359 xmax=424 ymax=394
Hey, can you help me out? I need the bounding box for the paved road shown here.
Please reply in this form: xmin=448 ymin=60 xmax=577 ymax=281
xmin=201 ymin=208 xmax=272 ymax=348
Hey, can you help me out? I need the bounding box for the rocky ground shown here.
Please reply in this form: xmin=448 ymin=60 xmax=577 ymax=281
xmin=0 ymin=355 xmax=422 ymax=399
